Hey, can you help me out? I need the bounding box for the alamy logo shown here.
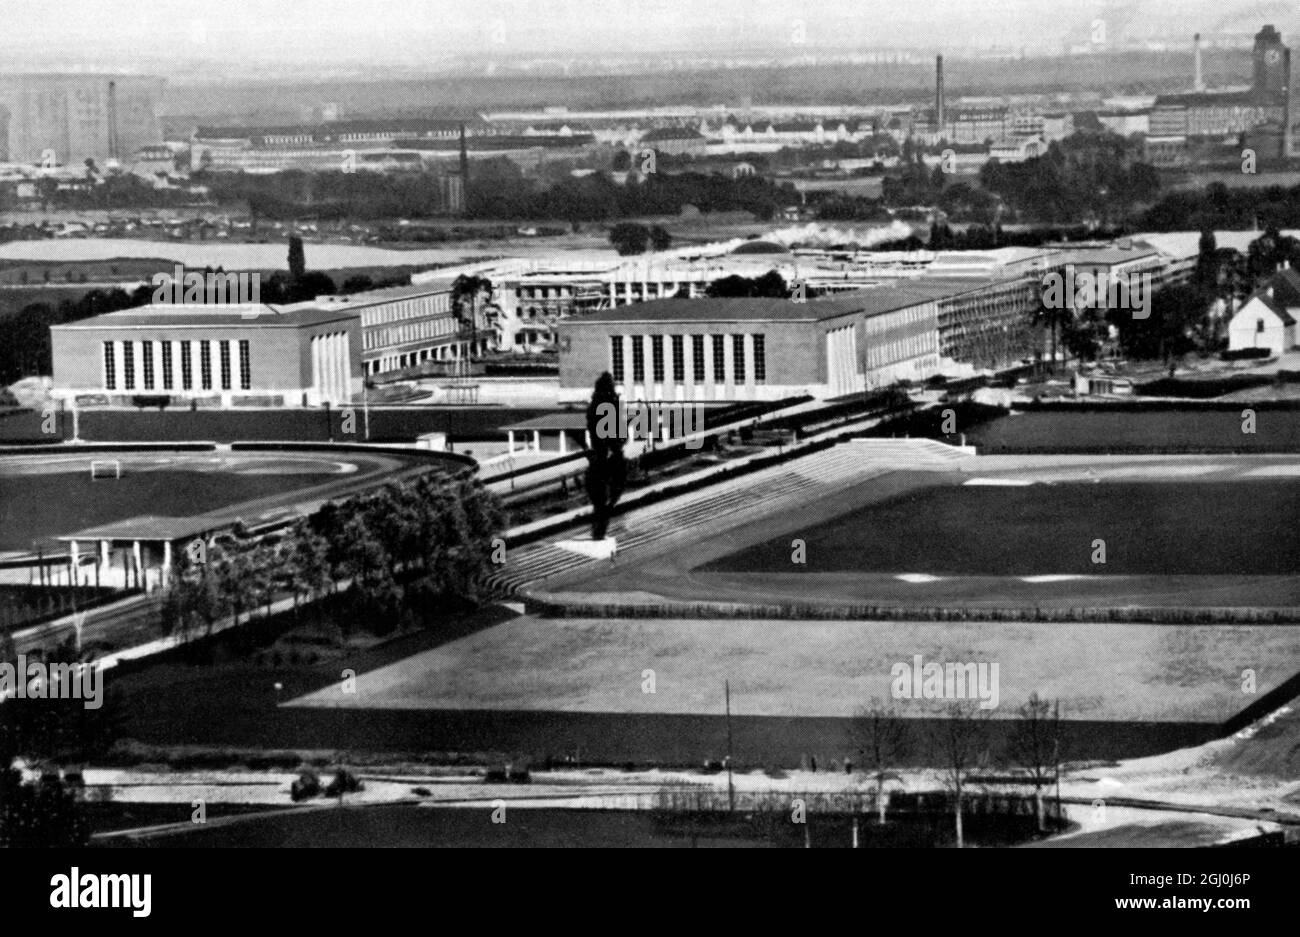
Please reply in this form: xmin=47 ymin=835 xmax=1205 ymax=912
xmin=1040 ymin=264 xmax=1151 ymax=320
xmin=0 ymin=655 xmax=103 ymax=710
xmin=592 ymin=402 xmax=703 ymax=450
xmin=50 ymin=868 xmax=151 ymax=918
xmin=890 ymin=654 xmax=1000 ymax=709
xmin=152 ymin=264 xmax=260 ymax=305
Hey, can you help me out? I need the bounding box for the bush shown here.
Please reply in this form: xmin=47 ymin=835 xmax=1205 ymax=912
xmin=1221 ymin=347 xmax=1272 ymax=361
xmin=290 ymin=768 xmax=322 ymax=801
xmin=324 ymin=768 xmax=364 ymax=797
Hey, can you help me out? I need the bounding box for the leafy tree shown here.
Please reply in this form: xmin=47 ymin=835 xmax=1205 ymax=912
xmin=648 ymin=225 xmax=672 ymax=252
xmin=451 ymin=274 xmax=494 ymax=354
xmin=287 ymin=235 xmax=306 ymax=281
xmin=609 ymin=222 xmax=650 ymax=256
xmin=704 ymin=271 xmax=789 ymax=299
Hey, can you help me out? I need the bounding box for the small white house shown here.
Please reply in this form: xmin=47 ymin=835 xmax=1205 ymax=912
xmin=1227 ymin=269 xmax=1300 ymax=356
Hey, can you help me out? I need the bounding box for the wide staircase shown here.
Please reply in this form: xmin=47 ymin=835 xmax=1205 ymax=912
xmin=486 ymin=438 xmax=971 ymax=596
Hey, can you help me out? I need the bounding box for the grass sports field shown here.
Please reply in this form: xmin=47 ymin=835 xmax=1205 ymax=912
xmin=702 ymin=480 xmax=1300 ymax=577
xmin=551 ymin=456 xmax=1300 ymax=610
xmin=0 ymin=450 xmax=421 ymax=552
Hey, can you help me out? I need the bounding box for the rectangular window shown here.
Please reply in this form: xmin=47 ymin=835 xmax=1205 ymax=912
xmin=712 ymin=335 xmax=725 ymax=382
xmin=753 ymin=334 xmax=766 ymax=383
xmin=200 ymin=342 xmax=212 ymax=390
xmin=141 ymin=340 xmax=154 ymax=389
xmin=631 ymin=336 xmax=645 ymax=382
xmin=122 ymin=341 xmax=136 ymax=390
xmin=219 ymin=341 xmax=232 ymax=390
xmin=180 ymin=341 xmax=193 ymax=390
xmin=239 ymin=340 xmax=251 ymax=390
xmin=161 ymin=342 xmax=173 ymax=390
xmin=650 ymin=336 xmax=664 ymax=383
xmin=733 ymin=334 xmax=746 ymax=383
xmin=692 ymin=335 xmax=705 ymax=381
xmin=610 ymin=336 xmax=624 ymax=382
xmin=671 ymin=335 xmax=685 ymax=383
xmin=103 ymin=342 xmax=116 ymax=390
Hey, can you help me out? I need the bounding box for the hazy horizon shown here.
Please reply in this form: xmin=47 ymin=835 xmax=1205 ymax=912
xmin=1 ymin=0 xmax=1297 ymax=79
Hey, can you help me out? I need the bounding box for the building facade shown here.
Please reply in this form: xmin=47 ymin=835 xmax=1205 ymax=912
xmin=0 ymin=74 xmax=164 ymax=165
xmin=313 ymin=281 xmax=473 ymax=376
xmin=50 ymin=304 xmax=362 ymax=407
xmin=557 ymin=293 xmax=941 ymax=404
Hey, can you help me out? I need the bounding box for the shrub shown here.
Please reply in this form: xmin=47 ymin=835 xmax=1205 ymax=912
xmin=324 ymin=768 xmax=363 ymax=797
xmin=290 ymin=768 xmax=322 ymax=801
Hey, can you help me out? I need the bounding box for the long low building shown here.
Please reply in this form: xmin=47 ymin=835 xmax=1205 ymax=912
xmin=556 ymin=292 xmax=942 ymax=404
xmin=50 ymin=303 xmax=362 ymax=407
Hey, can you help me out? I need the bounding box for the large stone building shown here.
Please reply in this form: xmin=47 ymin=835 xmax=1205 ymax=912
xmin=50 ymin=303 xmax=362 ymax=408
xmin=312 ymin=280 xmax=479 ymax=376
xmin=556 ymin=292 xmax=942 ymax=404
xmin=0 ymin=74 xmax=164 ymax=165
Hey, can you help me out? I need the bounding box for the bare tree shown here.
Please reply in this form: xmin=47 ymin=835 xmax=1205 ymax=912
xmin=929 ymin=701 xmax=992 ymax=849
xmin=849 ymin=700 xmax=911 ymax=824
xmin=1009 ymin=692 xmax=1063 ymax=833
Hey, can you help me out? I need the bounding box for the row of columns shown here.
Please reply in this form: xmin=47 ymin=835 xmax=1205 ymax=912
xmin=64 ymin=538 xmax=171 ymax=591
xmin=311 ymin=331 xmax=352 ymax=405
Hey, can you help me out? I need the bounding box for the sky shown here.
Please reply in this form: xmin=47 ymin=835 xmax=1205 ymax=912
xmin=0 ymin=0 xmax=1294 ymax=74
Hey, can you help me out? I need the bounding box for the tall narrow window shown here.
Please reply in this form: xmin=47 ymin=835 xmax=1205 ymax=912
xmin=610 ymin=336 xmax=624 ymax=382
xmin=733 ymin=334 xmax=746 ymax=383
xmin=219 ymin=341 xmax=232 ymax=390
xmin=239 ymin=340 xmax=251 ymax=389
xmin=650 ymin=336 xmax=664 ymax=383
xmin=103 ymin=342 xmax=116 ymax=390
xmin=712 ymin=335 xmax=725 ymax=382
xmin=631 ymin=336 xmax=645 ymax=382
xmin=692 ymin=335 xmax=705 ymax=381
xmin=753 ymin=334 xmax=766 ymax=383
xmin=122 ymin=342 xmax=136 ymax=390
xmin=161 ymin=342 xmax=174 ymax=390
xmin=671 ymin=335 xmax=685 ymax=383
xmin=200 ymin=342 xmax=212 ymax=390
xmin=180 ymin=341 xmax=193 ymax=390
xmin=141 ymin=340 xmax=154 ymax=390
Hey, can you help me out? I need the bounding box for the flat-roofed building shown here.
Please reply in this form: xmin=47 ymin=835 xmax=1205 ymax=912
xmin=556 ymin=292 xmax=942 ymax=404
xmin=313 ymin=281 xmax=474 ymax=376
xmin=49 ymin=303 xmax=362 ymax=407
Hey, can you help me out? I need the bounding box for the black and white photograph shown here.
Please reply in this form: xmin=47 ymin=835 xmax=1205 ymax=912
xmin=0 ymin=0 xmax=1295 ymax=903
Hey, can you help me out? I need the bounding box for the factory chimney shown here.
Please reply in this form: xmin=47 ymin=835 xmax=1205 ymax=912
xmin=106 ymin=79 xmax=120 ymax=162
xmin=1193 ymin=33 xmax=1205 ymax=92
xmin=935 ymin=55 xmax=946 ymax=132
xmin=458 ymin=122 xmax=471 ymax=213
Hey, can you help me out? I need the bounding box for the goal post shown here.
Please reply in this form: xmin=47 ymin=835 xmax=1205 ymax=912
xmin=90 ymin=459 xmax=122 ymax=480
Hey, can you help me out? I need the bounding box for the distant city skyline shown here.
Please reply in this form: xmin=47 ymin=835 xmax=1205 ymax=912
xmin=1 ymin=0 xmax=1297 ymax=78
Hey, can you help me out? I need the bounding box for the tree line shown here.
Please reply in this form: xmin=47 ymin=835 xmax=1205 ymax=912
xmin=163 ymin=471 xmax=504 ymax=643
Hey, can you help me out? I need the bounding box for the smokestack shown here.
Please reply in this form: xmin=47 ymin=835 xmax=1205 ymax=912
xmin=106 ymin=79 xmax=120 ymax=161
xmin=1193 ymin=33 xmax=1205 ymax=92
xmin=458 ymin=122 xmax=470 ymax=213
xmin=935 ymin=54 xmax=946 ymax=132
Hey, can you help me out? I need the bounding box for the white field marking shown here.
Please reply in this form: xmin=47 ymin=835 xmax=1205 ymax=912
xmin=896 ymin=573 xmax=943 ymax=583
xmin=962 ymin=478 xmax=1033 ymax=486
xmin=1020 ymin=574 xmax=1090 ymax=583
